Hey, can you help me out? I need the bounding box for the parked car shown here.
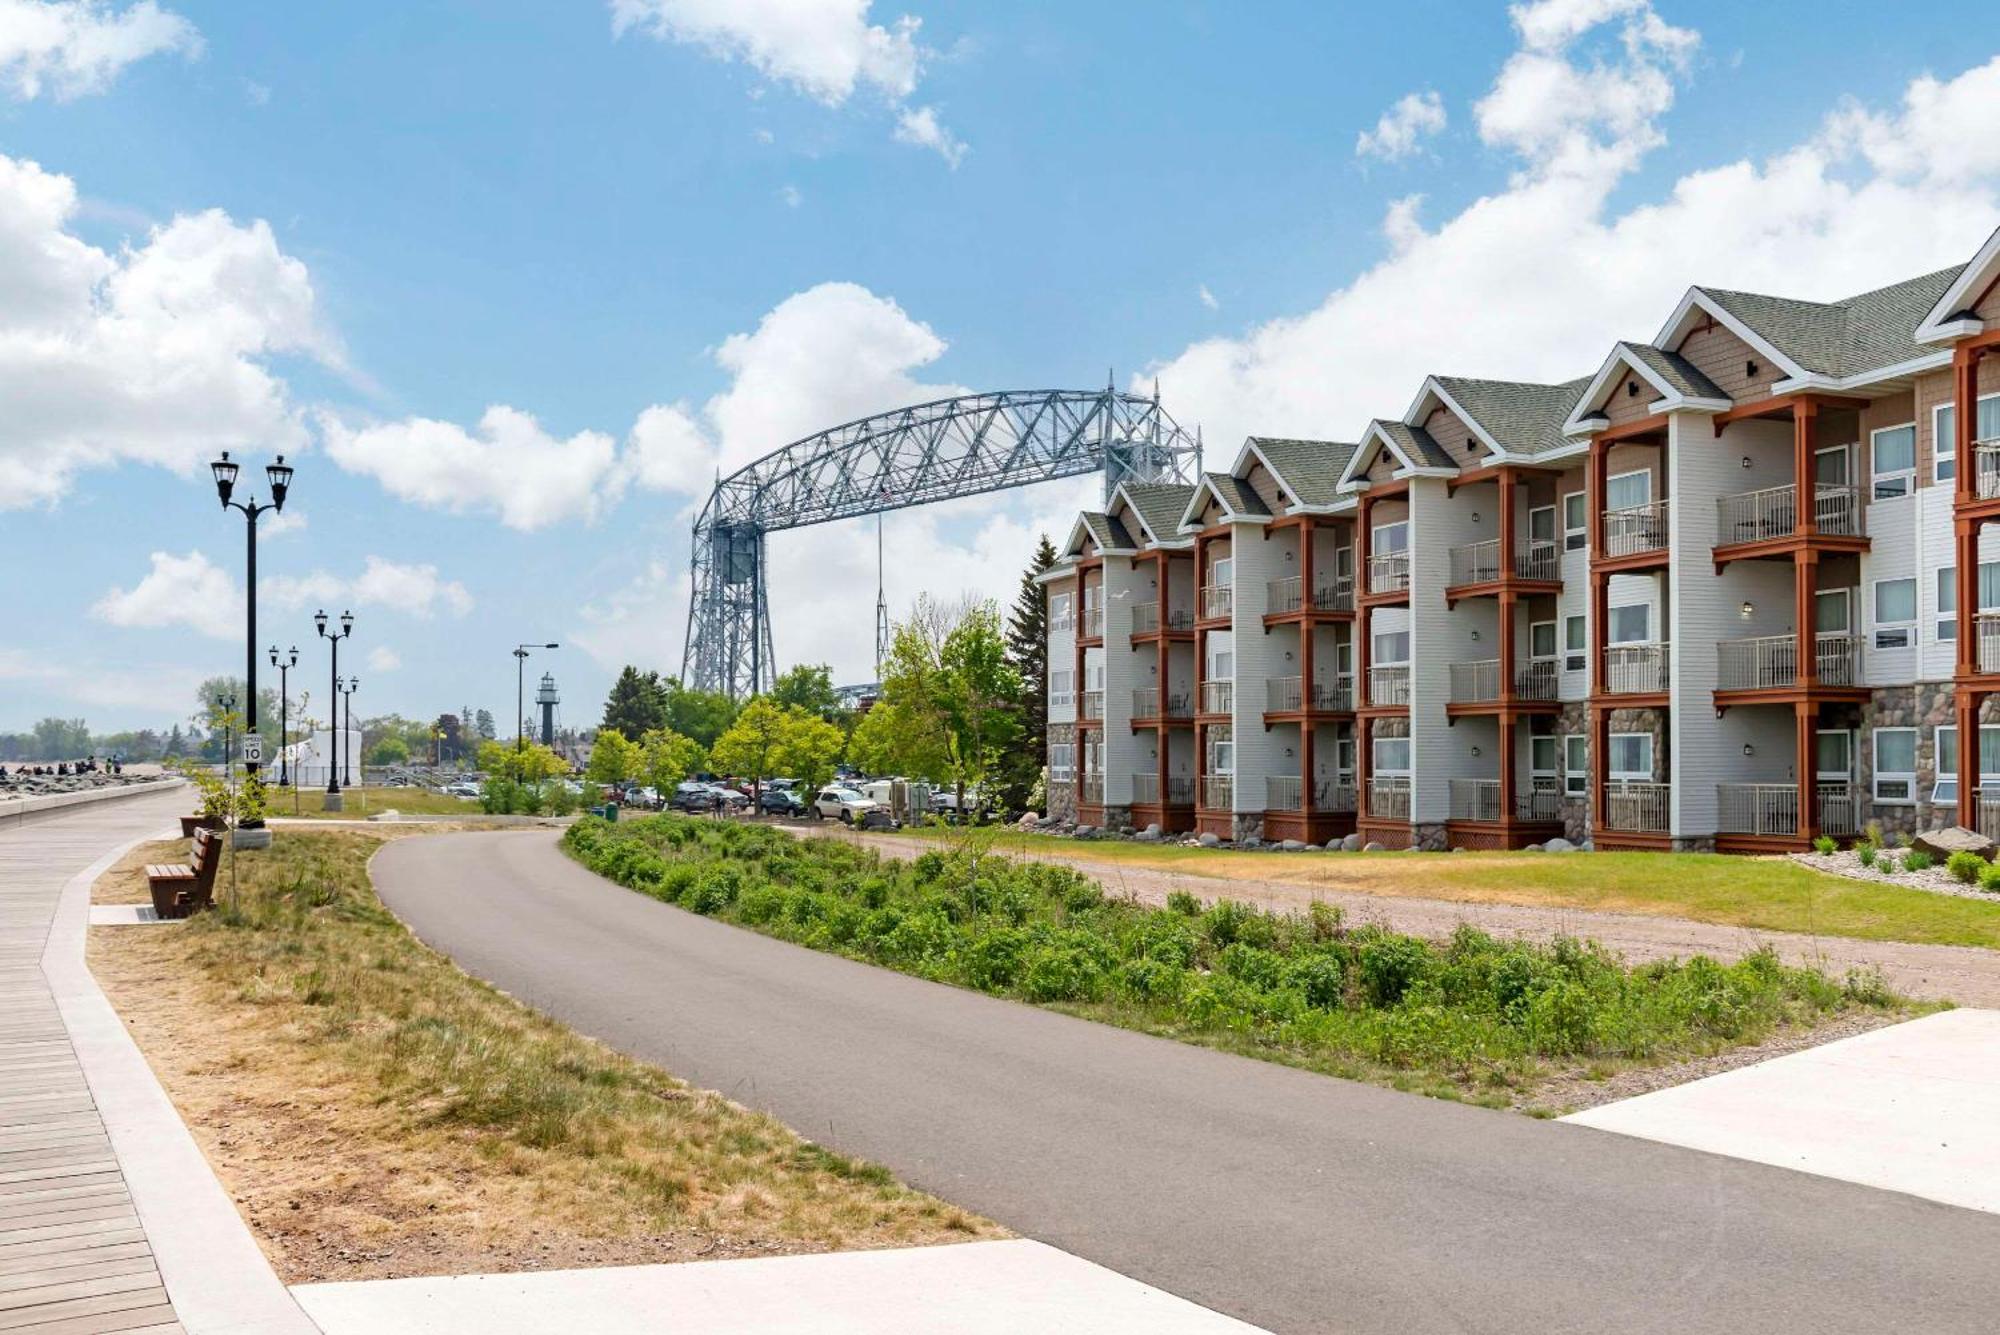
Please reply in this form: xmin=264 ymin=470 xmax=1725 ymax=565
xmin=758 ymin=787 xmax=807 ymax=816
xmin=812 ymin=786 xmax=879 ymax=824
xmin=444 ymin=781 xmax=481 ymax=799
xmin=671 ymin=782 xmax=722 ymax=812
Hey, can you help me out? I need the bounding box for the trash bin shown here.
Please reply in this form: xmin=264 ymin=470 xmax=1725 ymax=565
xmin=599 ymin=803 xmax=618 ymax=822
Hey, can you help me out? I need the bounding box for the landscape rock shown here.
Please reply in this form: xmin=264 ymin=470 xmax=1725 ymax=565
xmin=1524 ymin=843 xmax=1545 ymax=853
xmin=1198 ymin=832 xmax=1221 ymax=847
xmin=1543 ymin=836 xmax=1577 ymax=853
xmin=1072 ymin=824 xmax=1095 ymax=839
xmin=1363 ymin=841 xmax=1385 ymax=852
xmin=1323 ymin=839 xmax=1343 ymax=851
xmin=1340 ymin=833 xmax=1362 ymax=852
xmin=1279 ymin=839 xmax=1307 ymax=852
xmin=1144 ymin=823 xmax=1163 ymax=837
xmin=1134 ymin=828 xmax=1160 ymax=842
xmin=1912 ymin=826 xmax=1996 ymax=862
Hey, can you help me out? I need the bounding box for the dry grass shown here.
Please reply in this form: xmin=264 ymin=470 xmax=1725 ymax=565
xmin=269 ymin=785 xmax=488 ymax=818
xmin=89 ymin=828 xmax=995 ymax=1284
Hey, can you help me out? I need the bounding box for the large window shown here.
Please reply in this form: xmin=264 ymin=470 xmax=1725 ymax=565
xmin=1049 ymin=591 xmax=1072 ymax=632
xmin=1873 ymin=727 xmax=1917 ymax=803
xmin=1048 ymin=742 xmax=1074 ymax=781
xmin=1605 ymin=469 xmax=1651 ymax=512
xmin=1816 ymin=730 xmax=1851 ymax=781
xmin=1934 ymin=562 xmax=2000 ymax=640
xmin=1562 ymin=492 xmax=1587 ymax=550
xmin=1206 ymin=725 xmax=1234 ymax=775
xmin=1372 ymin=629 xmax=1411 ymax=664
xmin=1608 ymin=733 xmax=1653 ymax=780
xmin=1934 ymin=395 xmax=2000 ymax=484
xmin=1528 ymin=505 xmax=1557 ymax=552
xmin=1205 ymin=630 xmax=1234 ymax=681
xmin=1871 ymin=423 xmax=1916 ymax=499
xmin=1565 ymin=614 xmax=1587 ymax=671
xmin=1372 ymin=736 xmax=1411 ymax=775
xmin=1931 ymin=725 xmax=2000 ymax=803
xmin=1529 ymin=735 xmax=1558 ymax=779
xmin=1529 ymin=620 xmax=1557 ymax=660
xmin=1607 ymin=603 xmax=1650 ymax=644
xmin=1373 ymin=520 xmax=1410 ymax=554
xmin=1563 ymin=734 xmax=1587 ymax=796
xmin=1874 ymin=577 xmax=1916 ymax=649
xmin=1210 ymin=555 xmax=1233 ymax=587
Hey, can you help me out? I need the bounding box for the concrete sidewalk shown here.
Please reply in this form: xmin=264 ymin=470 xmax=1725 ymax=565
xmin=1565 ymin=1008 xmax=2000 ymax=1214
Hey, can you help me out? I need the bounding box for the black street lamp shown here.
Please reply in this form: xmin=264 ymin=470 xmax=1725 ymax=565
xmin=315 ymin=609 xmax=354 ymax=808
xmin=212 ymin=692 xmax=236 ymax=784
xmin=514 ymin=642 xmax=559 ymax=755
xmin=212 ymin=451 xmax=292 ymax=828
xmin=268 ymin=645 xmax=298 ymax=786
xmin=339 ymin=676 xmax=359 ymax=787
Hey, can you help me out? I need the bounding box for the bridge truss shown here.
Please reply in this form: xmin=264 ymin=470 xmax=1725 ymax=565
xmin=681 ymin=387 xmax=1202 ymax=699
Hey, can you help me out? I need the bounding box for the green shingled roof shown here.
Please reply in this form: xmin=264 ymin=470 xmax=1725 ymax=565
xmin=1373 ymin=420 xmax=1455 ymax=471
xmin=1696 ymin=265 xmax=1962 ymax=379
xmin=1431 ymin=378 xmax=1592 ymax=458
xmin=1079 ymin=510 xmax=1138 ymax=551
xmin=1198 ymin=472 xmax=1270 ymax=518
xmin=1244 ymin=438 xmax=1357 ymax=506
xmin=1618 ymin=343 xmax=1728 ymax=404
xmin=1117 ymin=481 xmax=1197 ymax=543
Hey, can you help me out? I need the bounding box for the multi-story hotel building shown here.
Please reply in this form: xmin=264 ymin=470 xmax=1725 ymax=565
xmin=1041 ymin=224 xmax=2000 ymax=852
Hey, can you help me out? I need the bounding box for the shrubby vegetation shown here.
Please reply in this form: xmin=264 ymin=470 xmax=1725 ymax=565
xmin=565 ymin=816 xmax=1898 ymax=1105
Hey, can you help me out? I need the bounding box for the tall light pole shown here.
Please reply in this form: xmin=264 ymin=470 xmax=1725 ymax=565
xmin=315 ymin=610 xmax=354 ymax=810
xmin=339 ymin=676 xmax=359 ymax=787
xmin=211 ymin=451 xmax=292 ymax=831
xmin=268 ymin=645 xmax=298 ymax=786
xmin=514 ymin=643 xmax=559 ymax=756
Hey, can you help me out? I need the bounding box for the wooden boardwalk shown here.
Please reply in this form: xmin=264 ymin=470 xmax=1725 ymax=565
xmin=0 ymin=796 xmax=184 ymax=1334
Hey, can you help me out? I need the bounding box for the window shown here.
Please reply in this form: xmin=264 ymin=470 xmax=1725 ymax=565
xmin=1605 ymin=469 xmax=1651 ymax=512
xmin=1529 ymin=620 xmax=1557 ymax=660
xmin=1562 ymin=492 xmax=1587 ymax=550
xmin=1211 ymin=555 xmax=1233 ymax=587
xmin=1334 ymin=736 xmax=1356 ymax=777
xmin=1372 ymin=629 xmax=1410 ymax=664
xmin=1049 ymin=669 xmax=1073 ymax=706
xmin=1373 ymin=520 xmax=1410 ymax=554
xmin=1934 ymin=562 xmax=2000 ymax=640
xmin=1931 ymin=401 xmax=1999 ymax=482
xmin=1563 ymin=734 xmax=1587 ymax=796
xmin=1372 ymin=736 xmax=1411 ymax=775
xmin=1874 ymin=577 xmax=1916 ymax=649
xmin=1815 ymin=588 xmax=1851 ymax=637
xmin=1529 ymin=735 xmax=1558 ymax=777
xmin=1608 ymin=732 xmax=1653 ymax=780
xmin=1564 ymin=614 xmax=1587 ymax=671
xmin=1873 ymin=727 xmax=1917 ymax=803
xmin=1871 ymin=423 xmax=1916 ymax=499
xmin=1048 ymin=743 xmax=1074 ymax=781
xmin=1205 ymin=630 xmax=1234 ymax=681
xmin=1607 ymin=603 xmax=1650 ymax=644
xmin=1816 ymin=730 xmax=1850 ymax=781
xmin=1049 ymin=591 xmax=1072 ymax=632
xmin=1208 ymin=727 xmax=1235 ymax=775
xmin=1930 ymin=725 xmax=2000 ymax=803
xmin=1528 ymin=505 xmax=1556 ymax=547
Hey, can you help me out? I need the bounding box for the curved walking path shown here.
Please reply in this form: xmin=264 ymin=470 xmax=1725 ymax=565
xmin=376 ymin=830 xmax=2000 ymax=1335
xmin=800 ymin=827 xmax=2000 ymax=1005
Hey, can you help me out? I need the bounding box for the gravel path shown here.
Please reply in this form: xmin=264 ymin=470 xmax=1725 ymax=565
xmin=795 ymin=827 xmax=2000 ymax=1006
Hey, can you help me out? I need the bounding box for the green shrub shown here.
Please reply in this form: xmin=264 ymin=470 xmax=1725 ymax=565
xmin=1285 ymin=951 xmax=1347 ymax=1010
xmin=1856 ymin=842 xmax=1878 ymax=868
xmin=1980 ymin=862 xmax=2000 ymax=894
xmin=1020 ymin=941 xmax=1106 ymax=1003
xmin=1812 ymin=835 xmax=1838 ymax=856
xmin=1357 ymin=935 xmax=1431 ymax=1006
xmin=1902 ymin=850 xmax=1933 ymax=873
xmin=1217 ymin=943 xmax=1286 ymax=992
xmin=1947 ymin=850 xmax=1985 ymax=884
xmin=1165 ymin=889 xmax=1202 ymax=916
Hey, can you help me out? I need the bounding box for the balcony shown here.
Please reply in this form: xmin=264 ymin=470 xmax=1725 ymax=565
xmin=1446 ymin=539 xmax=1562 ymax=588
xmin=1079 ymin=773 xmax=1104 ymax=805
xmin=1820 ymin=783 xmax=1860 ymax=837
xmin=1200 ymin=584 xmax=1234 ymax=621
xmin=1447 ymin=658 xmax=1559 ymax=704
xmin=1715 ymin=483 xmax=1863 ymax=546
xmin=1316 ymin=779 xmax=1358 ymax=813
xmin=1266 ymin=775 xmax=1303 ymax=812
xmin=1601 ymin=500 xmax=1670 ymax=559
xmin=1977 ymin=614 xmax=2000 ymax=674
xmin=1715 ymin=633 xmax=1861 ymax=691
xmin=1131 ymin=773 xmax=1195 ymax=806
xmin=1266 ymin=675 xmax=1356 ymax=713
xmin=1131 ymin=686 xmax=1194 ymax=721
xmin=1602 ymin=780 xmax=1671 ymax=832
xmin=1365 ymin=776 xmax=1411 ymax=821
xmin=1200 ymin=680 xmax=1235 ymax=715
xmin=1266 ymin=575 xmax=1358 ymax=615
xmin=1130 ymin=601 xmax=1195 ymax=635
xmin=1603 ymin=641 xmax=1670 ymax=695
xmin=1366 ymin=552 xmax=1410 ymax=596
xmin=1080 ymin=605 xmax=1104 ymax=639
xmin=1078 ymin=689 xmax=1104 ymax=721
xmin=1716 ymin=783 xmax=1799 ymax=837
xmin=1202 ymin=775 xmax=1234 ymax=810
xmin=1367 ymin=664 xmax=1411 ymax=708
xmin=1974 ymin=441 xmax=2000 ymax=500
xmin=1448 ymin=779 xmax=1566 ymax=823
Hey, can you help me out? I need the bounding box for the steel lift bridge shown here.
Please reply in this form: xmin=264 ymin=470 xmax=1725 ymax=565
xmin=681 ymin=386 xmax=1203 ymax=700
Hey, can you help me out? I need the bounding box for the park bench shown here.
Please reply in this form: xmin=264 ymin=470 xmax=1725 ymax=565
xmin=146 ymin=827 xmax=222 ymax=919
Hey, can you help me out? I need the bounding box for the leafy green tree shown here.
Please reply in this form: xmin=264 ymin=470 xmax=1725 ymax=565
xmin=586 ymin=729 xmax=640 ymax=786
xmin=770 ymin=663 xmax=840 ymax=719
xmin=708 ymin=697 xmax=791 ymax=796
xmin=936 ymin=602 xmax=1023 ymax=814
xmin=366 ymin=735 xmax=410 ymax=766
xmin=664 ymin=680 xmax=737 ymax=748
xmin=30 ymin=717 xmax=93 ymax=759
xmin=638 ymin=727 xmax=706 ymax=793
xmin=777 ymin=710 xmax=845 ymax=795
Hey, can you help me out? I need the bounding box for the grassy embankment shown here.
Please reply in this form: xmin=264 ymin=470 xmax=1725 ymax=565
xmin=566 ymin=816 xmax=1909 ymax=1111
xmin=862 ymin=826 xmax=2000 ymax=950
xmin=88 ymin=829 xmax=990 ymax=1283
xmin=270 ymin=785 xmax=486 ymax=817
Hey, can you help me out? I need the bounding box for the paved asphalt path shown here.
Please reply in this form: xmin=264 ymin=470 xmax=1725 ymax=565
xmin=374 ymin=831 xmax=2000 ymax=1335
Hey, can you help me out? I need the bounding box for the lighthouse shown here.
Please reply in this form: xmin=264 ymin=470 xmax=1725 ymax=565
xmin=536 ymin=671 xmax=559 ymax=747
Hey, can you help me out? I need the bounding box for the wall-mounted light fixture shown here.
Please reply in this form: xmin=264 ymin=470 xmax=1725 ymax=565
xmin=1470 ymin=629 xmax=1481 ymax=641
xmin=1740 ymin=600 xmax=1754 ymax=619
xmin=1471 ymin=512 xmax=1481 ymax=524
xmin=1470 ymin=746 xmax=1482 ymax=757
xmin=1742 ymin=743 xmax=1755 ymax=757
xmin=1741 ymin=456 xmax=1753 ymax=469
xmin=1284 ymin=746 xmax=1294 ymax=758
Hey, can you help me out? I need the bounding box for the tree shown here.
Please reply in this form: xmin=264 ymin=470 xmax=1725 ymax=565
xmin=997 ymin=533 xmax=1056 ymax=812
xmin=637 ymin=728 xmax=705 ymax=794
xmin=663 ymin=680 xmax=737 ymax=748
xmin=770 ymin=663 xmax=840 ymax=719
xmin=586 ymin=729 xmax=640 ymax=786
xmin=30 ymin=718 xmax=92 ymax=759
xmin=474 ymin=708 xmax=497 ymax=741
xmin=936 ymin=602 xmax=1023 ymax=814
xmin=194 ymin=678 xmax=280 ymax=737
xmin=777 ymin=710 xmax=845 ymax=795
xmin=708 ymin=697 xmax=789 ymax=795
xmin=366 ymin=735 xmax=410 ymax=766
xmin=601 ymin=666 xmax=668 ymax=742
xmin=476 ymin=738 xmax=567 ymax=785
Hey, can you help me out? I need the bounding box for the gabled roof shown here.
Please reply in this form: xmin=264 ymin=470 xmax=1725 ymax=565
xmin=1562 ymin=341 xmax=1732 ymax=435
xmin=1176 ymin=471 xmax=1271 ymax=530
xmin=1657 ymin=266 xmax=1963 ymax=386
xmin=1111 ymin=481 xmax=1197 ymax=546
xmin=1078 ymin=510 xmax=1138 ymax=552
xmin=1375 ymin=420 xmax=1454 ymax=471
xmin=1237 ymin=437 xmax=1357 ymax=507
xmin=1429 ymin=376 xmax=1592 ymax=458
xmin=1619 ymin=344 xmax=1726 ymax=402
xmin=1917 ymin=224 xmax=1999 ymax=344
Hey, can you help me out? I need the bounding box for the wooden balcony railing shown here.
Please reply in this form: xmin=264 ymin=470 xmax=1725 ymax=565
xmin=1715 ymin=483 xmax=1862 ymax=544
xmin=1130 ymin=773 xmax=1197 ymax=806
xmin=1265 ymin=675 xmax=1356 ymax=713
xmin=1446 ymin=539 xmax=1562 ymax=587
xmin=1131 ymin=687 xmax=1193 ymax=720
xmin=1130 ymin=602 xmax=1196 ymax=634
xmin=1316 ymin=779 xmax=1358 ymax=812
xmin=1603 ymin=641 xmax=1670 ymax=693
xmin=1368 ymin=664 xmax=1411 ymax=707
xmin=1602 ymin=500 xmax=1669 ymax=558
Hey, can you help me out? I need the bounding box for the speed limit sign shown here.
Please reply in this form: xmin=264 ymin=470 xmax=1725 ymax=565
xmin=242 ymin=733 xmax=264 ymax=764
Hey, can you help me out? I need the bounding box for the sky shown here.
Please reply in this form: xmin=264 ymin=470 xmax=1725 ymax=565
xmin=1 ymin=0 xmax=1998 ymax=737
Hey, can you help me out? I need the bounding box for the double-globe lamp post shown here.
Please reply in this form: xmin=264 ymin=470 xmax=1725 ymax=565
xmin=268 ymin=645 xmax=298 ymax=786
xmin=315 ymin=610 xmax=355 ymax=810
xmin=338 ymin=676 xmax=360 ymax=787
xmin=514 ymin=643 xmax=559 ymax=755
xmin=210 ymin=452 xmax=293 ymax=831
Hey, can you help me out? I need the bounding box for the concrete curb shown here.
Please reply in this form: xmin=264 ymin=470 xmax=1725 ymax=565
xmin=42 ymin=818 xmax=321 ymax=1334
xmin=0 ymin=776 xmax=184 ymax=829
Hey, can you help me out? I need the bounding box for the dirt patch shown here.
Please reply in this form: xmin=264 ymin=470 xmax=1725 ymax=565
xmin=89 ymin=834 xmax=996 ymax=1284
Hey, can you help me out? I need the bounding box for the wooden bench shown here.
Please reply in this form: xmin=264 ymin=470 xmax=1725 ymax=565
xmin=146 ymin=826 xmax=222 ymax=919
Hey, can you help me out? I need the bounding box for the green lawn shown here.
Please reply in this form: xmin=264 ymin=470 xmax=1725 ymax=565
xmin=867 ymin=828 xmax=2000 ymax=951
xmin=269 ymin=785 xmax=486 ymax=817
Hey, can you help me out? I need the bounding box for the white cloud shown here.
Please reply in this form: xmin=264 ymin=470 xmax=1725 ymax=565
xmin=892 ymin=104 xmax=965 ymax=167
xmin=322 ymin=406 xmax=622 ymax=532
xmin=1198 ymin=284 xmax=1219 ymax=311
xmin=0 ymin=0 xmax=200 ymax=101
xmin=0 ymin=153 xmax=332 ymax=509
xmin=1143 ymin=14 xmax=2000 ymax=455
xmin=777 ymin=182 xmax=802 ymax=208
xmin=90 ymin=549 xmax=237 ymax=639
xmin=1355 ymin=90 xmax=1446 ymax=162
xmin=268 ymin=556 xmax=473 ymax=620
xmin=609 ymin=0 xmax=964 ymax=164
xmin=0 ymin=646 xmax=205 ymax=717
xmin=366 ymin=645 xmax=401 ymax=672
xmin=260 ymin=508 xmax=307 ymax=540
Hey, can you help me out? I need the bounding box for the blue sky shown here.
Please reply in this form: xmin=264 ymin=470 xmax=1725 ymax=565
xmin=1 ymin=0 xmax=1996 ymax=736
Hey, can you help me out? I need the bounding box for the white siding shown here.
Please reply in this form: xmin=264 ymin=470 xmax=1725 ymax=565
xmin=1229 ymin=521 xmax=1284 ymax=813
xmin=1410 ymin=478 xmax=1488 ymax=823
xmin=1099 ymin=557 xmax=1144 ymax=806
xmin=1046 ymin=581 xmax=1076 ymax=727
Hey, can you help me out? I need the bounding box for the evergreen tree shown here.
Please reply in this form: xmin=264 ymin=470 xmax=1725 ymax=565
xmin=601 ymin=665 xmax=668 ymax=742
xmin=996 ymin=533 xmax=1056 ymax=812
